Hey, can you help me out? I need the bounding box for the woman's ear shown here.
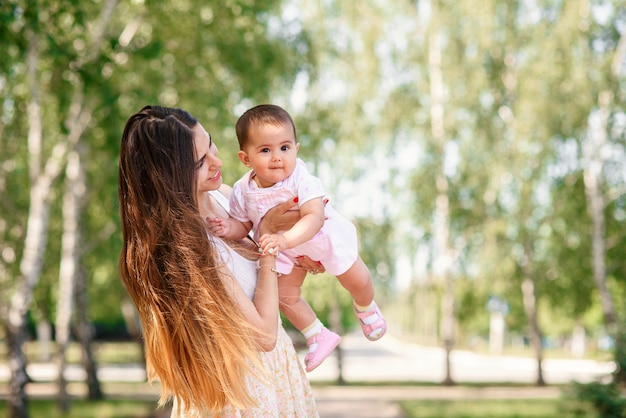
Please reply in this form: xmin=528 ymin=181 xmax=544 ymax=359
xmin=237 ymin=150 xmax=251 ymax=167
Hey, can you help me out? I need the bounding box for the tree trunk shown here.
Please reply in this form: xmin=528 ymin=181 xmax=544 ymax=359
xmin=521 ymin=277 xmax=544 ymax=386
xmin=7 ymin=128 xmax=64 ymax=418
xmin=520 ymin=242 xmax=545 ymax=387
xmin=582 ymin=90 xmax=626 ymax=384
xmin=582 ymin=25 xmax=626 ymax=385
xmin=55 ymin=150 xmax=84 ymax=412
xmin=489 ymin=311 xmax=505 ymax=355
xmin=36 ymin=320 xmax=52 ymax=362
xmin=6 ymin=29 xmax=62 ymax=418
xmin=440 ymin=279 xmax=454 ymax=386
xmin=571 ymin=320 xmax=586 ymax=358
xmin=5 ymin=324 xmax=30 ymax=418
xmin=428 ymin=12 xmax=455 ymax=387
xmin=583 ymin=90 xmax=615 ymax=329
xmin=75 ymin=263 xmax=103 ymax=399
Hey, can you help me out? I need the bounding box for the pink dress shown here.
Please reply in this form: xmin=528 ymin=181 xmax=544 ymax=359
xmin=230 ymin=158 xmax=358 ymax=275
xmin=169 ymin=191 xmax=318 ymax=417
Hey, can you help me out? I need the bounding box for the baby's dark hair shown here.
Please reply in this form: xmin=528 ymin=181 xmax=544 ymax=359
xmin=235 ymin=104 xmax=296 ymax=149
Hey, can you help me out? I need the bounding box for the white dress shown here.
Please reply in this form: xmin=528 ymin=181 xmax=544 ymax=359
xmin=229 ymin=158 xmax=358 ymax=275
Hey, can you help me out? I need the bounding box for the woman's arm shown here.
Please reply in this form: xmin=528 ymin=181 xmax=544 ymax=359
xmin=224 ymin=253 xmax=279 ymax=351
xmin=258 ymin=196 xmax=329 ymax=236
xmin=259 ymin=197 xmax=325 ymax=252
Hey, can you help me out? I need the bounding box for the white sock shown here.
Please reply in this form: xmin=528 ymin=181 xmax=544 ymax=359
xmin=302 ymin=319 xmax=323 ymax=353
xmin=355 ymin=301 xmax=379 ymax=325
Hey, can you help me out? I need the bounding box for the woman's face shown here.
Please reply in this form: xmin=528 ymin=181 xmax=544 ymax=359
xmin=193 ymin=123 xmax=223 ymax=194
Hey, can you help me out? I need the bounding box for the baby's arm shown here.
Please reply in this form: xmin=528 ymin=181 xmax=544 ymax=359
xmin=207 ymin=216 xmax=252 ymax=240
xmin=259 ymin=197 xmax=324 ymax=253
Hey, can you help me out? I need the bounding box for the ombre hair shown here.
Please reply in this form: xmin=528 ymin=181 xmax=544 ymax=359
xmin=118 ymin=105 xmax=262 ymax=414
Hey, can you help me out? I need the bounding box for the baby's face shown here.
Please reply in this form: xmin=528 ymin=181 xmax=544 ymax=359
xmin=238 ymin=122 xmax=300 ymax=188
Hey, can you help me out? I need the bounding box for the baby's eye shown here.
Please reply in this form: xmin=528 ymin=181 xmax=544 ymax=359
xmin=261 ymin=148 xmax=270 ymax=153
xmin=281 ymin=145 xmax=290 ymax=151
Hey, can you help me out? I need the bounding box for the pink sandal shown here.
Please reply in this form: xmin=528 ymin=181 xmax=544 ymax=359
xmin=354 ymin=302 xmax=386 ymax=341
xmin=304 ymin=326 xmax=341 ymax=372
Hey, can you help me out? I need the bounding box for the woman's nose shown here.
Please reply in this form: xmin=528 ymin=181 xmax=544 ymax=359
xmin=209 ymin=153 xmax=222 ymax=167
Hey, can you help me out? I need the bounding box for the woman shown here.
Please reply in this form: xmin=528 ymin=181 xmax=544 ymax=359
xmin=118 ymin=105 xmax=318 ymax=416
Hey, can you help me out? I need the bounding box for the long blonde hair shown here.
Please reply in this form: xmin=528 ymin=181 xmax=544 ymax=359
xmin=118 ymin=105 xmax=261 ymax=414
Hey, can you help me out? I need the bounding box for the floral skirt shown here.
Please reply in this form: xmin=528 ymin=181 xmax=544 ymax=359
xmin=171 ymin=325 xmax=318 ymax=417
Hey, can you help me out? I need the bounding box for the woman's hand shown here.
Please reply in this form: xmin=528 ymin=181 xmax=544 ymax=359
xmin=259 ymin=196 xmax=329 ymax=236
xmin=258 ymin=197 xmax=300 ymax=236
xmin=258 ymin=197 xmax=328 ymax=274
xmin=294 ymin=255 xmax=325 ymax=275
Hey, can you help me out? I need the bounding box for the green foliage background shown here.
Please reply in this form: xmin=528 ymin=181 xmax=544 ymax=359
xmin=1 ymin=0 xmax=625 ymax=354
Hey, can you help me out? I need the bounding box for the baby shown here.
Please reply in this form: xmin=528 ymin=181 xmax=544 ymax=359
xmin=208 ymin=104 xmax=386 ymax=372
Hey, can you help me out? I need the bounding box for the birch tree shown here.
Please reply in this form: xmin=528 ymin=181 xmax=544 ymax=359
xmin=6 ymin=27 xmax=68 ymax=417
xmin=55 ymin=148 xmax=89 ymax=411
xmin=582 ymin=7 xmax=626 ymax=382
xmin=426 ymin=1 xmax=456 ymax=385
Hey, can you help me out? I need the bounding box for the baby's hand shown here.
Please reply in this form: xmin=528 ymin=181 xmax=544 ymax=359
xmin=206 ymin=217 xmax=229 ymax=237
xmin=259 ymin=233 xmax=288 ymax=255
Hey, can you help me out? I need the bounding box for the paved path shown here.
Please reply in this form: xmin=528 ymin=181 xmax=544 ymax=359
xmin=305 ymin=333 xmax=614 ymax=385
xmin=1 ymin=333 xmax=611 ymax=385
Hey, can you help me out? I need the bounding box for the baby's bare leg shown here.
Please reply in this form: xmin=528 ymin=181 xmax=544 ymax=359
xmin=338 ymin=257 xmax=386 ymax=340
xmin=278 ymin=269 xmax=317 ymax=331
xmin=281 ymin=267 xmax=341 ymax=372
xmin=336 ymin=257 xmax=374 ymax=306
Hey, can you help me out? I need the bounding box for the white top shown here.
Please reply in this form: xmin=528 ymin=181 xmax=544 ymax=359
xmin=227 ymin=160 xmax=359 ymax=276
xmin=209 ymin=190 xmax=257 ymax=299
xmin=210 ymin=234 xmax=257 ymax=300
xmin=229 ymin=158 xmax=325 ymax=230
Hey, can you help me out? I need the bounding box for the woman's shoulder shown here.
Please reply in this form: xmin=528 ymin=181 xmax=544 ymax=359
xmin=201 ymin=188 xmax=231 ymax=219
xmin=218 ymin=184 xmax=233 ymax=199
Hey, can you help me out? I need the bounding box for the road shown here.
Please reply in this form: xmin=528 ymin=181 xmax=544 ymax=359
xmin=0 ymin=332 xmax=613 ymax=385
xmin=305 ymin=332 xmax=614 ymax=385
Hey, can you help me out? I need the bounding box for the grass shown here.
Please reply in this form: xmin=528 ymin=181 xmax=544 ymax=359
xmin=399 ymin=398 xmax=580 ymax=418
xmin=0 ymin=397 xmax=583 ymax=418
xmin=0 ymin=341 xmax=144 ymax=366
xmin=0 ymin=399 xmax=167 ymax=418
